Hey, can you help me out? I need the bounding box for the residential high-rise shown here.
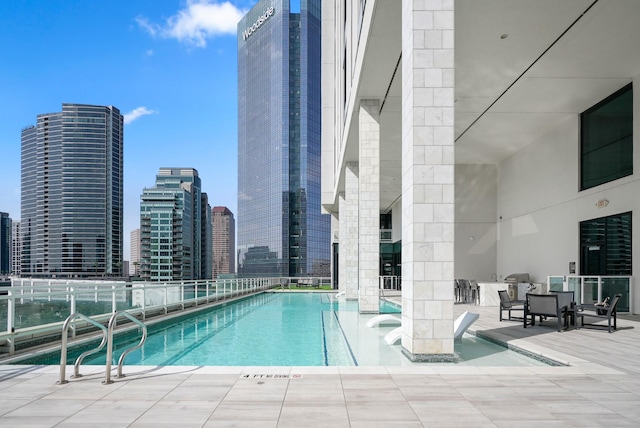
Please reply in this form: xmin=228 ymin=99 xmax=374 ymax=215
xmin=130 ymin=228 xmax=141 ymax=276
xmin=0 ymin=212 xmax=11 ymax=276
xmin=139 ymin=168 xmax=211 ymax=281
xmin=21 ymin=104 xmax=123 ymax=278
xmin=237 ymin=0 xmax=330 ymax=277
xmin=11 ymin=220 xmax=21 ymax=276
xmin=212 ymin=206 xmax=235 ymax=279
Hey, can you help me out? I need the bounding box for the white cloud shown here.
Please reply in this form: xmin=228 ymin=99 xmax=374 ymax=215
xmin=124 ymin=107 xmax=157 ymax=125
xmin=137 ymin=1 xmax=247 ymax=48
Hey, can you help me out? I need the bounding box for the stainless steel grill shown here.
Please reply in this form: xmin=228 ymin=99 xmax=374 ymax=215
xmin=504 ymin=273 xmax=529 ymax=300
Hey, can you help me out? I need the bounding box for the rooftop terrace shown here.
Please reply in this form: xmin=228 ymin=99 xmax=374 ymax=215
xmin=1 ymin=303 xmax=638 ymax=427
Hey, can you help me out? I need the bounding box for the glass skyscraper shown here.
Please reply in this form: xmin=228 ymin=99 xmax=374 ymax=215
xmin=237 ymin=0 xmax=329 ymax=277
xmin=20 ymin=103 xmax=123 ymax=278
xmin=139 ymin=168 xmax=212 ymax=281
xmin=0 ymin=212 xmax=11 ymax=276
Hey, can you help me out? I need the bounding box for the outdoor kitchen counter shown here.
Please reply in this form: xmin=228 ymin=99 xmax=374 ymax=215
xmin=478 ymin=282 xmax=509 ymax=306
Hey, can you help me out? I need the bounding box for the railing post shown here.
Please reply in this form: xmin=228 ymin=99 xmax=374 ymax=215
xmin=181 ymin=281 xmax=185 ymax=310
xmin=597 ymin=276 xmax=603 ymax=303
xmin=112 ymin=283 xmax=117 ymax=313
xmin=7 ymin=290 xmax=14 ymax=334
xmin=142 ymin=283 xmax=147 ymax=320
xmin=164 ymin=283 xmax=168 ymax=314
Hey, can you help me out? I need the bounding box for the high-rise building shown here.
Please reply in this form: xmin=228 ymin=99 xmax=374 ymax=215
xmin=139 ymin=168 xmax=211 ymax=281
xmin=130 ymin=228 xmax=141 ymax=276
xmin=11 ymin=220 xmax=21 ymax=276
xmin=237 ymin=0 xmax=330 ymax=277
xmin=201 ymin=193 xmax=213 ymax=281
xmin=212 ymin=206 xmax=235 ymax=279
xmin=21 ymin=103 xmax=123 ymax=278
xmin=0 ymin=212 xmax=11 ymax=276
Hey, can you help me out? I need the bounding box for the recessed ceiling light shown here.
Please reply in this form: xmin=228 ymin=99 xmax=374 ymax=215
xmin=500 ymin=34 xmax=509 ymax=39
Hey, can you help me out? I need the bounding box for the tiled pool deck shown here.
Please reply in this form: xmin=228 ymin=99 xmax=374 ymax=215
xmin=1 ymin=303 xmax=639 ymax=427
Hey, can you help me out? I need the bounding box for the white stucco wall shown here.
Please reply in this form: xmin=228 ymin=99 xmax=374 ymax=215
xmin=454 ymin=164 xmax=498 ymax=282
xmin=496 ymin=80 xmax=640 ymax=312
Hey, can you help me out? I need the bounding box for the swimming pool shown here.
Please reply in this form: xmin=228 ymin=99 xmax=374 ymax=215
xmin=15 ymin=292 xmax=550 ymax=367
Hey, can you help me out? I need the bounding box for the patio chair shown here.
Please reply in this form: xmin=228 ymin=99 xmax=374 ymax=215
xmin=459 ymin=279 xmax=471 ymax=303
xmin=578 ymin=293 xmax=622 ymax=333
xmin=524 ymin=293 xmax=566 ymax=332
xmin=469 ymin=280 xmax=480 ymax=305
xmin=454 ymin=279 xmax=461 ymax=302
xmin=498 ymin=289 xmax=524 ymax=321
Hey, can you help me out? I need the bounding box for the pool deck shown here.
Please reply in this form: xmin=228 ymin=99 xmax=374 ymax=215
xmin=1 ymin=303 xmax=639 ymax=427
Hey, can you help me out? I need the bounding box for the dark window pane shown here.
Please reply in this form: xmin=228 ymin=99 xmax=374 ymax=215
xmin=580 ymin=84 xmax=633 ymax=190
xmin=580 ymin=212 xmax=631 ymax=276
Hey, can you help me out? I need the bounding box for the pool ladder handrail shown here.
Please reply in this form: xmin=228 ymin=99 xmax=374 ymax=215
xmin=104 ymin=311 xmax=148 ymax=385
xmin=57 ymin=313 xmax=109 ymax=385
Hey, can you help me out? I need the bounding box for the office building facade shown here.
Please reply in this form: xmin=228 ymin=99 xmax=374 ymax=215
xmin=322 ymin=1 xmax=640 ymax=359
xmin=130 ymin=228 xmax=141 ymax=276
xmin=212 ymin=206 xmax=236 ymax=278
xmin=201 ymin=193 xmax=213 ymax=281
xmin=11 ymin=220 xmax=21 ymax=276
xmin=21 ymin=103 xmax=123 ymax=278
xmin=0 ymin=212 xmax=10 ymax=276
xmin=237 ymin=0 xmax=330 ymax=277
xmin=139 ymin=168 xmax=211 ymax=281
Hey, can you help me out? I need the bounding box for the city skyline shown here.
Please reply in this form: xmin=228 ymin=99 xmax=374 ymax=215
xmin=0 ymin=1 xmax=265 ymax=260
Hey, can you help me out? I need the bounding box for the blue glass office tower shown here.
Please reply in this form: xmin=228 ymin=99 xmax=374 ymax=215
xmin=237 ymin=0 xmax=329 ymax=277
xmin=21 ymin=104 xmax=123 ymax=278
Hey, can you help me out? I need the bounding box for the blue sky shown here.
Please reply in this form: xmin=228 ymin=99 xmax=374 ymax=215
xmin=0 ymin=0 xmax=259 ymax=259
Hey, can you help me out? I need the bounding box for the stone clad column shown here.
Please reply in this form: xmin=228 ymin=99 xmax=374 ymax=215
xmin=359 ymin=100 xmax=380 ymax=313
xmin=401 ymin=0 xmax=455 ymax=359
xmin=338 ymin=192 xmax=346 ymax=295
xmin=343 ymin=163 xmax=359 ymax=300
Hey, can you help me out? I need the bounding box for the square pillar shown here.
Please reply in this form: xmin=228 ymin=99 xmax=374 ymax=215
xmin=401 ymin=0 xmax=455 ymax=359
xmin=337 ymin=192 xmax=346 ymax=294
xmin=359 ymin=99 xmax=381 ymax=313
xmin=343 ymin=163 xmax=359 ymax=300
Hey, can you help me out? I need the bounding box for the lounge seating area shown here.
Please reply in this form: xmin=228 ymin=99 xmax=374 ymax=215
xmin=497 ymin=289 xmax=623 ymax=333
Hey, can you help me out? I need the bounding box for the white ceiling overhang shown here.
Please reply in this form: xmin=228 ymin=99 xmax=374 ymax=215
xmin=340 ymin=0 xmax=640 ymax=211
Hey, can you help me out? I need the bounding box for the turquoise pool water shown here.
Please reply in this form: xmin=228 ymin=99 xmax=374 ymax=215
xmin=15 ymin=292 xmax=550 ymax=367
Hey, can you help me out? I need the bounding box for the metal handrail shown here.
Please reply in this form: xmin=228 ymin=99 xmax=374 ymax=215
xmin=103 ymin=311 xmax=147 ymax=384
xmin=57 ymin=313 xmax=108 ymax=384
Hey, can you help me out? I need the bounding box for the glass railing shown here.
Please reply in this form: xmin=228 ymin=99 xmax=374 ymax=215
xmin=547 ymin=275 xmax=632 ymax=313
xmin=0 ymin=277 xmax=281 ymax=345
xmin=380 ymin=229 xmax=393 ymax=242
xmin=379 ymin=276 xmax=401 ymax=291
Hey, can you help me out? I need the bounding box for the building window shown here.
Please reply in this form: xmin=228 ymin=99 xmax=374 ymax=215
xmin=580 ymin=212 xmax=631 ymax=275
xmin=580 ymin=84 xmax=633 ymax=190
